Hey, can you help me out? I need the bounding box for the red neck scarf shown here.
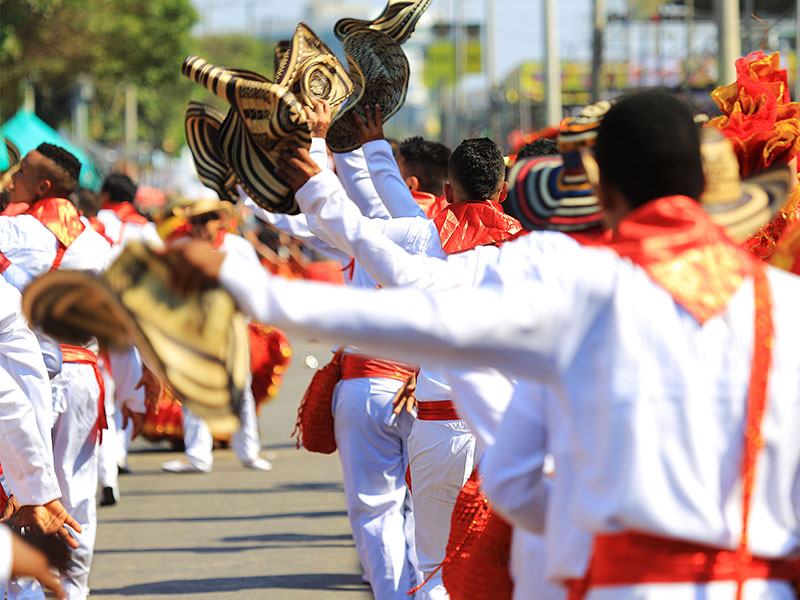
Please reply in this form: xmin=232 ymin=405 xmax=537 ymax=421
xmin=101 ymin=201 xmax=149 ymax=225
xmin=25 ymin=197 xmax=86 ymax=248
xmin=433 ymin=200 xmax=523 ymax=255
xmin=606 ymin=195 xmax=756 ymax=323
xmin=413 ymin=191 xmax=449 ymax=219
xmin=88 ymin=217 xmax=114 ymax=245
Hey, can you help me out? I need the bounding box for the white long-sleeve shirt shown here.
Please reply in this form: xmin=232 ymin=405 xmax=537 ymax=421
xmin=217 ymin=239 xmax=800 ymax=578
xmin=362 ymin=139 xmax=426 ymax=219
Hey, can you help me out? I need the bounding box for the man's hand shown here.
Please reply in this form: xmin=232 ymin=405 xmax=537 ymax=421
xmin=304 ymin=99 xmax=332 ymax=139
xmin=10 ymin=532 xmax=65 ymax=599
xmin=135 ymin=367 xmax=162 ymax=411
xmin=121 ymin=407 xmax=144 ymax=440
xmin=165 ymin=240 xmax=225 ymax=296
xmin=276 ymin=148 xmax=322 ymax=192
xmin=1 ymin=495 xmax=19 ymax=522
xmin=353 ymin=104 xmax=385 ymax=145
xmin=10 ymin=499 xmax=82 ymax=549
xmin=392 ymin=372 xmax=417 ymax=415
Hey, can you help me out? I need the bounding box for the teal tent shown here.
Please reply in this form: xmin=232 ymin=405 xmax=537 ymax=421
xmin=0 ymin=111 xmax=102 ymax=190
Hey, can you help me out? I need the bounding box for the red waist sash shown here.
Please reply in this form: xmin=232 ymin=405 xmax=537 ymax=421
xmin=340 ymin=353 xmax=415 ymax=382
xmin=59 ymin=344 xmax=108 ymax=440
xmin=417 ymin=400 xmax=460 ymax=421
xmin=565 ymin=531 xmax=800 ymax=600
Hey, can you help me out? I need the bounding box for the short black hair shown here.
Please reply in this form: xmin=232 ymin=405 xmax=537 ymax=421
xmin=595 ymin=89 xmax=703 ymax=208
xmin=101 ymin=172 xmax=137 ymax=204
xmin=35 ymin=143 xmax=81 ymax=196
xmin=448 ymin=138 xmax=505 ymax=201
xmin=70 ymin=187 xmax=101 ymax=217
xmin=397 ymin=136 xmax=451 ymax=196
xmin=517 ymin=138 xmax=559 ymax=159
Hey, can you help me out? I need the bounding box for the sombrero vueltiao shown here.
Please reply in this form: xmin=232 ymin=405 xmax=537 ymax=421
xmin=699 ymin=128 xmax=793 ymax=242
xmin=183 ymin=24 xmax=361 ymax=213
xmin=184 ymin=102 xmax=240 ymax=203
xmin=506 ymin=101 xmax=612 ymax=231
xmin=325 ymin=29 xmax=410 ymax=153
xmin=334 ymin=0 xmax=433 ymax=44
xmin=22 ymin=242 xmax=249 ymax=435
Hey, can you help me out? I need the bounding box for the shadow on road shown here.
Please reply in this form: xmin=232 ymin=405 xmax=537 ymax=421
xmin=92 ymin=573 xmax=368 ymax=595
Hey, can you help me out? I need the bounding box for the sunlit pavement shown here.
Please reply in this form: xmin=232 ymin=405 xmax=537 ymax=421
xmin=89 ymin=339 xmax=372 ymax=599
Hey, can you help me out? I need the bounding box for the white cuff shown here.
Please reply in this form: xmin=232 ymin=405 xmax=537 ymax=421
xmin=362 ymin=139 xmax=393 ymax=158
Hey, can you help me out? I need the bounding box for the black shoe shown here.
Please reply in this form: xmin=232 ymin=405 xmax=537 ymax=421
xmin=100 ymin=486 xmax=117 ymax=506
xmin=118 ymin=465 xmax=131 ymax=475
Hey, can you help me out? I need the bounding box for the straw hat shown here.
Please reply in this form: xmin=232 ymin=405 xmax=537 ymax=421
xmin=505 ymin=100 xmax=612 ymax=231
xmin=334 ymin=0 xmax=433 ymax=44
xmin=700 ymin=128 xmax=794 ymax=242
xmin=175 ymin=197 xmax=235 ymax=220
xmin=325 ymin=29 xmax=410 ymax=153
xmin=22 ymin=242 xmax=249 ymax=435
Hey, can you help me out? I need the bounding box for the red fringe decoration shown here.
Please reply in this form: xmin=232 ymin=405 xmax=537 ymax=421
xmin=292 ymin=349 xmax=343 ymax=454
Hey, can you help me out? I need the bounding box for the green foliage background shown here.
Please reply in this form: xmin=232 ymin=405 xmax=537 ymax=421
xmin=0 ymin=0 xmax=277 ymax=154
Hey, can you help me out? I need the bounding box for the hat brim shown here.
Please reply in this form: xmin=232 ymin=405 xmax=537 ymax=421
xmin=704 ymin=165 xmax=794 ymax=242
xmin=22 ymin=243 xmax=248 ymax=435
xmin=506 ymin=156 xmax=604 ymax=232
xmin=334 ymin=0 xmax=433 ymax=44
xmin=326 ymin=29 xmax=410 ymax=154
xmin=185 ymin=102 xmax=240 ymax=203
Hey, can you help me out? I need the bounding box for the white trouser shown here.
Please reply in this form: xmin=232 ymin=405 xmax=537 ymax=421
xmin=96 ymin=381 xmax=119 ymax=491
xmin=407 ymin=418 xmax=480 ymax=600
xmin=510 ymin=528 xmax=565 ymax=600
xmin=333 ymin=377 xmax=420 ymax=600
xmin=182 ymin=385 xmax=260 ymax=470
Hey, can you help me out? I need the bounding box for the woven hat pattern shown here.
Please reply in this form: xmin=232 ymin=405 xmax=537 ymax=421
xmin=326 ymin=29 xmax=410 ymax=153
xmin=184 ymin=102 xmax=240 ymax=203
xmin=22 ymin=242 xmax=248 ymax=436
xmin=334 ymin=0 xmax=433 ymax=44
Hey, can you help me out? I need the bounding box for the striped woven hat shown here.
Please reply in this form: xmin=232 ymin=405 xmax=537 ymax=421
xmin=22 ymin=242 xmax=249 ymax=436
xmin=184 ymin=102 xmax=240 ymax=203
xmin=326 ymin=29 xmax=410 ymax=153
xmin=182 ymin=55 xmax=311 ymax=213
xmin=506 ymin=100 xmax=613 ymax=231
xmin=334 ymin=0 xmax=432 ymax=44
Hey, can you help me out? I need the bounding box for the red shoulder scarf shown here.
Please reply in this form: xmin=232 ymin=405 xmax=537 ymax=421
xmin=413 ymin=191 xmax=449 ymax=219
xmin=101 ymin=201 xmax=150 ymax=225
xmin=433 ymin=200 xmax=523 ymax=255
xmin=606 ymin=195 xmax=757 ymax=323
xmin=25 ymin=197 xmax=86 ymax=248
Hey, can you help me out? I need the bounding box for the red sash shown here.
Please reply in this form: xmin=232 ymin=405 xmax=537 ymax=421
xmin=101 ymin=202 xmax=149 ymax=226
xmin=340 ymin=353 xmax=416 ymax=382
xmin=413 ymin=191 xmax=448 ymax=219
xmin=88 ymin=217 xmax=114 ymax=246
xmin=417 ymin=400 xmax=460 ymax=421
xmin=60 ymin=345 xmax=108 ymax=442
xmin=433 ymin=201 xmax=523 ymax=255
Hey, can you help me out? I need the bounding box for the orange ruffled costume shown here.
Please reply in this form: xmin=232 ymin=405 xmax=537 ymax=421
xmin=708 ymin=51 xmax=800 ymax=178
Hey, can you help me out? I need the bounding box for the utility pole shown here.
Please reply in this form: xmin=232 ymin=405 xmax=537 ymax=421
xmin=591 ymin=0 xmax=607 ymax=102
xmin=718 ymin=0 xmax=741 ymax=85
xmin=125 ymin=83 xmax=137 ymax=158
xmin=22 ymin=79 xmax=35 ymax=113
xmin=485 ymin=0 xmax=501 ymax=141
xmin=544 ymin=0 xmax=562 ymax=126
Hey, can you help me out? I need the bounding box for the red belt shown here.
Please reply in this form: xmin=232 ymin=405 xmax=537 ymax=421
xmin=340 ymin=353 xmax=415 ymax=382
xmin=417 ymin=400 xmax=460 ymax=421
xmin=60 ymin=344 xmax=108 ymax=441
xmin=565 ymin=531 xmax=800 ymax=600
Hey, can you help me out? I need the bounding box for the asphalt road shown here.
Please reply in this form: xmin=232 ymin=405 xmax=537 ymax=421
xmin=88 ymin=339 xmax=373 ymax=599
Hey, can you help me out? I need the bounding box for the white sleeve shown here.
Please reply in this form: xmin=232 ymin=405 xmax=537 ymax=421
xmin=332 ymin=148 xmax=392 ymax=220
xmin=107 ymin=347 xmax=145 ymax=413
xmin=0 ymin=525 xmax=11 ymax=588
xmin=309 ymin=137 xmax=329 ymax=171
xmin=0 ymin=366 xmax=61 ymax=506
xmin=241 ymin=194 xmax=351 ymax=265
xmin=217 ymin=245 xmax=617 ymax=382
xmin=481 ymin=382 xmax=551 ymax=533
xmin=296 ymin=171 xmax=468 ymax=289
xmin=363 ymin=140 xmax=426 ymax=218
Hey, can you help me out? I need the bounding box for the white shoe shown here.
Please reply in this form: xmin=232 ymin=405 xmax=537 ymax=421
xmin=242 ymin=457 xmax=273 ymax=471
xmin=161 ymin=459 xmax=211 ymax=473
